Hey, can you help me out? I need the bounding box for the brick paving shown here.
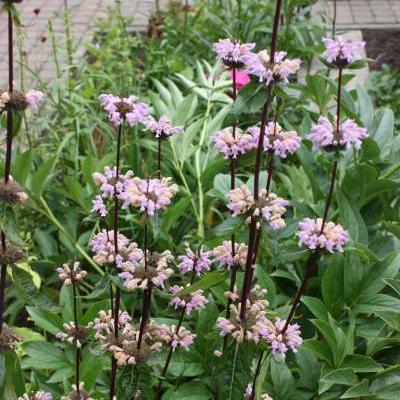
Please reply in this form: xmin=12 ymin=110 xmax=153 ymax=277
xmin=315 ymin=0 xmax=400 ymax=29
xmin=0 ymin=0 xmax=158 ymax=86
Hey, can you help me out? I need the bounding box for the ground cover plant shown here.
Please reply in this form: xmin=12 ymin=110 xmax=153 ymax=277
xmin=1 ymin=0 xmax=400 ymax=399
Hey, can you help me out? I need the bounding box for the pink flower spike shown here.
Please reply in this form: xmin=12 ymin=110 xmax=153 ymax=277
xmin=25 ymin=90 xmax=45 ymax=111
xmin=144 ymin=116 xmax=183 ymax=139
xmin=322 ymin=36 xmax=365 ymax=66
xmin=213 ymin=38 xmax=255 ymax=68
xmin=229 ymin=69 xmax=251 ymax=90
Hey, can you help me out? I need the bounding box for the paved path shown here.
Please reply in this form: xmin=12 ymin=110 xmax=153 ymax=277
xmin=0 ymin=0 xmax=157 ymax=86
xmin=315 ymin=0 xmax=400 ymax=30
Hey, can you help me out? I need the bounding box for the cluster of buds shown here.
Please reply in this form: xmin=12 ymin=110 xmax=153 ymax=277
xmin=169 ymin=285 xmax=208 ymax=315
xmin=0 ymin=323 xmax=20 ymax=350
xmin=243 ymin=50 xmax=301 ymax=85
xmin=213 ymin=38 xmax=255 ymax=69
xmin=0 ymin=177 xmax=28 ymax=204
xmin=322 ymin=36 xmax=365 ymax=67
xmin=56 ymin=261 xmax=87 ymax=285
xmin=177 ymin=247 xmax=213 ymax=276
xmin=0 ymin=240 xmax=26 ymax=265
xmin=308 ymin=117 xmax=368 ymax=151
xmin=144 ymin=116 xmax=183 ymax=139
xmin=56 ymin=322 xmax=90 ymax=348
xmin=212 ymin=127 xmax=255 ymax=159
xmin=212 ymin=241 xmax=248 ymax=270
xmin=18 ymin=393 xmax=53 ymax=400
xmin=227 ymin=185 xmax=288 ymax=230
xmin=99 ymin=94 xmax=149 ymax=127
xmin=120 ymin=176 xmax=179 ymax=216
xmin=298 ymin=218 xmax=349 ymax=253
xmin=248 ymin=122 xmax=301 ymax=159
xmin=89 ymin=229 xmax=142 ymax=268
xmin=91 ymin=166 xmax=134 ymax=217
xmin=119 ymin=250 xmax=174 ymax=290
xmin=244 ymin=384 xmax=272 ymax=400
xmin=61 ymin=383 xmax=93 ymax=400
xmin=150 ymin=322 xmax=196 ymax=351
xmin=0 ymin=90 xmax=44 ymax=112
xmin=216 ymin=286 xmax=269 ymax=344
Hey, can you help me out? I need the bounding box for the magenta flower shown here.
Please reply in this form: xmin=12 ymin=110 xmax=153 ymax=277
xmin=91 ymin=166 xmax=134 ymax=216
xmin=322 ymin=36 xmax=365 ymax=66
xmin=177 ymin=247 xmax=213 ymax=275
xmin=212 ymin=127 xmax=255 ymax=159
xmin=169 ymin=285 xmax=208 ymax=315
xmin=243 ymin=50 xmax=301 ymax=85
xmin=144 ymin=116 xmax=183 ymax=139
xmin=213 ymin=241 xmax=248 ymax=269
xmin=213 ymin=38 xmax=255 ymax=68
xmin=297 ymin=218 xmax=349 ymax=253
xmin=227 ymin=185 xmax=288 ymax=229
xmin=99 ymin=94 xmax=149 ymax=127
xmin=260 ymin=318 xmax=303 ymax=358
xmin=229 ymin=69 xmax=251 ymax=90
xmin=307 ymin=117 xmax=368 ymax=150
xmin=120 ymin=177 xmax=178 ymax=216
xmin=25 ymin=90 xmax=45 ymax=111
xmin=18 ymin=393 xmax=53 ymax=400
xmin=90 ymin=229 xmax=143 ymax=267
xmin=248 ymin=122 xmax=301 ymax=158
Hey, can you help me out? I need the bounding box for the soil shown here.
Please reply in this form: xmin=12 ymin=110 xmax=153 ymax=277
xmin=363 ymin=29 xmax=400 ymax=70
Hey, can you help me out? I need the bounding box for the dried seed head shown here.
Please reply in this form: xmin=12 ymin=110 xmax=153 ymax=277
xmin=0 ymin=324 xmax=21 ymax=350
xmin=5 ymin=91 xmax=29 ymax=112
xmin=0 ymin=242 xmax=26 ymax=265
xmin=0 ymin=178 xmax=28 ymax=204
xmin=61 ymin=383 xmax=92 ymax=400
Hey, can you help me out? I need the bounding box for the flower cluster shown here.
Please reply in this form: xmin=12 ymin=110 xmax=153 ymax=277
xmin=260 ymin=318 xmax=303 ymax=357
xmin=213 ymin=241 xmax=248 ymax=270
xmin=169 ymin=285 xmax=208 ymax=315
xmin=120 ymin=176 xmax=179 ymax=216
xmin=61 ymin=383 xmax=93 ymax=400
xmin=119 ymin=250 xmax=174 ymax=290
xmin=244 ymin=385 xmax=272 ymax=400
xmin=212 ymin=127 xmax=255 ymax=159
xmin=298 ymin=218 xmax=349 ymax=253
xmin=244 ymin=50 xmax=301 ymax=85
xmin=92 ymin=310 xmax=161 ymax=365
xmin=144 ymin=116 xmax=183 ymax=139
xmin=216 ymin=286 xmax=269 ymax=343
xmin=213 ymin=38 xmax=255 ymax=68
xmin=227 ymin=185 xmax=288 ymax=229
xmin=248 ymin=122 xmax=301 ymax=158
xmin=56 ymin=322 xmax=90 ymax=348
xmin=90 ymin=229 xmax=143 ymax=267
xmin=177 ymin=247 xmax=213 ymax=275
xmin=56 ymin=261 xmax=87 ymax=285
xmin=18 ymin=393 xmax=53 ymax=400
xmin=91 ymin=166 xmax=134 ymax=217
xmin=0 ymin=240 xmax=26 ymax=265
xmin=0 ymin=177 xmax=28 ymax=204
xmin=150 ymin=323 xmax=196 ymax=350
xmin=0 ymin=89 xmax=44 ymax=112
xmin=307 ymin=117 xmax=368 ymax=151
xmin=322 ymin=36 xmax=365 ymax=66
xmin=99 ymin=94 xmax=149 ymax=126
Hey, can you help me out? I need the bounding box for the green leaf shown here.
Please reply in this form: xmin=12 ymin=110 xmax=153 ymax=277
xmin=320 ymin=368 xmax=358 ymax=387
xmin=22 ymin=341 xmax=71 ymax=370
xmin=302 ymin=296 xmax=329 ymax=321
xmin=370 ymin=108 xmax=394 ymax=160
xmin=164 ymin=381 xmax=212 ymax=400
xmin=26 ymin=306 xmax=63 ymax=335
xmin=177 ymin=271 xmax=228 ymax=295
xmin=341 ymin=355 xmax=382 ymax=373
xmin=354 ymin=293 xmax=400 ymax=314
xmin=29 ymin=156 xmax=57 ymax=198
xmin=340 ymin=379 xmax=371 ymax=398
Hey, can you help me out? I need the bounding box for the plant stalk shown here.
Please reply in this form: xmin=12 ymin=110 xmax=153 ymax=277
xmin=249 ymin=351 xmax=264 ymax=400
xmin=72 ymin=282 xmax=80 ymax=395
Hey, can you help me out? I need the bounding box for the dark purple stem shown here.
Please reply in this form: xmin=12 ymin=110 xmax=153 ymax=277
xmin=110 ymin=124 xmax=122 ymax=400
xmin=157 ymin=139 xmax=161 ymax=179
xmin=72 ymin=282 xmax=80 ymax=394
xmin=0 ymin=9 xmax=14 ymax=335
xmin=249 ymin=351 xmax=264 ymax=400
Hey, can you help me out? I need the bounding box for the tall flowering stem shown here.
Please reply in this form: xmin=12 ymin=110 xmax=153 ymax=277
xmin=72 ymin=281 xmax=81 ymax=395
xmin=282 ymin=67 xmax=343 ymax=334
xmin=110 ymin=124 xmax=123 ymax=400
xmin=0 ymin=8 xmax=14 ymax=335
xmin=154 ymin=262 xmax=198 ymax=399
xmin=239 ymin=0 xmax=283 ymax=321
xmin=249 ymin=350 xmax=265 ymax=400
